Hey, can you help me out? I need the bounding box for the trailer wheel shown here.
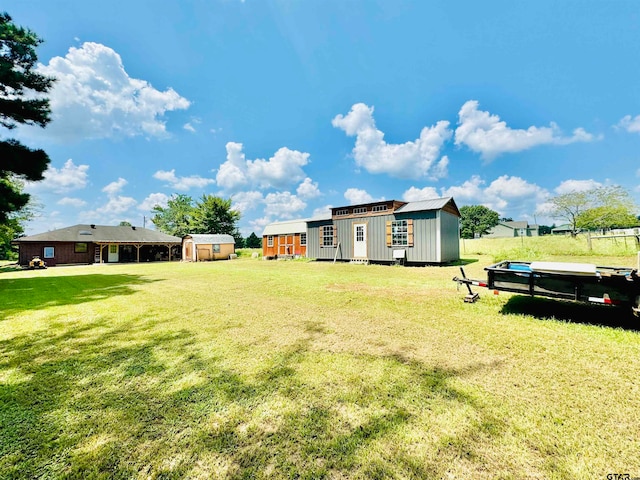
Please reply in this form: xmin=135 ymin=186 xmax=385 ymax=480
xmin=633 ymin=296 xmax=640 ymax=318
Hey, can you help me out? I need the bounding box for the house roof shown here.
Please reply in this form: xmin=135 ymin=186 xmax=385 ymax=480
xmin=183 ymin=234 xmax=235 ymax=244
xmin=262 ymin=219 xmax=308 ymax=236
xmin=13 ymin=224 xmax=182 ymax=244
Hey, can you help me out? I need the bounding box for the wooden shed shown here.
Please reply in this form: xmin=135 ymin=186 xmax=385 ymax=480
xmin=262 ymin=219 xmax=308 ymax=259
xmin=306 ymin=197 xmax=460 ymax=265
xmin=182 ymin=234 xmax=236 ymax=261
xmin=12 ymin=224 xmax=182 ymax=266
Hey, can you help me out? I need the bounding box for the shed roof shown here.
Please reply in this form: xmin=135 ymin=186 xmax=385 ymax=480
xmin=395 ymin=197 xmax=460 ymax=216
xmin=183 ymin=234 xmax=235 ymax=244
xmin=262 ymin=219 xmax=308 ymax=236
xmin=13 ymin=224 xmax=182 ymax=244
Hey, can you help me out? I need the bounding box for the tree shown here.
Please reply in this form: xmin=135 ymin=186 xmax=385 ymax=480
xmin=151 ymin=194 xmax=195 ymax=237
xmin=245 ymin=232 xmax=262 ymax=248
xmin=151 ymin=194 xmax=242 ymax=240
xmin=191 ymin=195 xmax=241 ymax=236
xmin=0 ymin=178 xmax=38 ymax=259
xmin=547 ymin=186 xmax=638 ymax=236
xmin=459 ymin=205 xmax=500 ymax=239
xmin=119 ymin=221 xmax=132 ymax=226
xmin=0 ymin=13 xmax=54 ymax=223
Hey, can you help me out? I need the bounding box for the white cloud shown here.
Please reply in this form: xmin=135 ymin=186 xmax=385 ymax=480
xmin=455 ymin=100 xmax=595 ymax=160
xmin=216 ymin=142 xmax=311 ymax=191
xmin=312 ymin=204 xmax=333 ymax=218
xmin=231 ymin=190 xmax=264 ymax=214
xmin=332 ymin=103 xmax=452 ymax=179
xmin=104 ymin=195 xmax=137 ymax=213
xmin=35 ymin=42 xmax=190 ymax=141
xmin=153 ymin=169 xmax=215 ymax=191
xmin=443 ymin=175 xmax=549 ymax=219
xmin=263 ymin=192 xmax=306 ymax=219
xmin=26 ymin=159 xmax=89 ymax=193
xmin=296 ymin=177 xmax=321 ymax=199
xmin=554 ymin=179 xmax=602 ymax=194
xmin=57 ymin=197 xmax=87 ymax=207
xmin=138 ymin=192 xmax=169 ymax=211
xmin=402 ymin=186 xmax=439 ymax=202
xmin=183 ymin=123 xmax=196 ymax=133
xmin=343 ymin=187 xmax=378 ymax=205
xmin=617 ymin=115 xmax=640 ymax=133
xmin=249 ymin=216 xmax=273 ymax=234
xmin=102 ymin=177 xmax=127 ymax=195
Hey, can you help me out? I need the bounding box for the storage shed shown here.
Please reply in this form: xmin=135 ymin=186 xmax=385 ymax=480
xmin=262 ymin=219 xmax=308 ymax=259
xmin=306 ymin=197 xmax=460 ymax=265
xmin=182 ymin=234 xmax=236 ymax=261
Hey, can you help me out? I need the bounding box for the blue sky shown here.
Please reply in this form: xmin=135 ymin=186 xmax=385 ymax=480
xmin=7 ymin=1 xmax=640 ymax=236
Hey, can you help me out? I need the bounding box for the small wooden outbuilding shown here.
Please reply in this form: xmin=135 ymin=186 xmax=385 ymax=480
xmin=182 ymin=234 xmax=236 ymax=261
xmin=306 ymin=197 xmax=461 ymax=265
xmin=262 ymin=219 xmax=308 ymax=259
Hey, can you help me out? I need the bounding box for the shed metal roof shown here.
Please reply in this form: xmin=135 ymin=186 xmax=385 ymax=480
xmin=262 ymin=219 xmax=308 ymax=236
xmin=395 ymin=197 xmax=459 ymax=215
xmin=183 ymin=234 xmax=235 ymax=244
xmin=13 ymin=224 xmax=182 ymax=244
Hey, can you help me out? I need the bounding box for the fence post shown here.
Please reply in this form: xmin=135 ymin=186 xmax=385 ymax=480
xmin=587 ymin=232 xmax=592 ymax=252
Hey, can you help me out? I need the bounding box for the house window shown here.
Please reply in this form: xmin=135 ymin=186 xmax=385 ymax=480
xmin=392 ymin=220 xmax=408 ymax=246
xmin=75 ymin=242 xmax=88 ymax=253
xmin=372 ymin=204 xmax=388 ymax=212
xmin=322 ymin=225 xmax=334 ymax=247
xmin=213 ymin=244 xmax=220 ymax=253
xmin=335 ymin=209 xmax=348 ymax=216
xmin=43 ymin=246 xmax=54 ymax=258
xmin=300 ymin=232 xmax=307 ymax=246
xmin=267 ymin=235 xmax=274 ymax=247
xmin=109 ymin=245 xmax=118 ymax=254
xmin=353 ymin=207 xmax=367 ymax=215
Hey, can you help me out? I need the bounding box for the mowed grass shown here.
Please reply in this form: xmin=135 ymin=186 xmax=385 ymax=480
xmin=1 ymin=241 xmax=639 ymax=479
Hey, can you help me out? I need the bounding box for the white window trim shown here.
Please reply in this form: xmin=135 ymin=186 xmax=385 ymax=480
xmin=43 ymin=246 xmax=55 ymax=258
xmin=267 ymin=235 xmax=274 ymax=247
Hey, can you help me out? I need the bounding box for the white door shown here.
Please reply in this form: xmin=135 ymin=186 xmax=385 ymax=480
xmin=353 ymin=223 xmax=367 ymax=258
xmin=108 ymin=244 xmax=119 ymax=263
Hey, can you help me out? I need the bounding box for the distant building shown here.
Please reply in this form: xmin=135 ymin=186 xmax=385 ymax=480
xmin=484 ymin=221 xmax=539 ymax=238
xmin=182 ymin=234 xmax=236 ymax=261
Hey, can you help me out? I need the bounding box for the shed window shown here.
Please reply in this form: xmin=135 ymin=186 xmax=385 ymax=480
xmin=353 ymin=207 xmax=367 ymax=214
xmin=335 ymin=209 xmax=348 ymax=216
xmin=386 ymin=220 xmax=414 ymax=247
xmin=321 ymin=226 xmax=334 ymax=247
xmin=43 ymin=246 xmax=54 ymax=258
xmin=267 ymin=235 xmax=274 ymax=247
xmin=300 ymin=232 xmax=307 ymax=246
xmin=213 ymin=244 xmax=220 ymax=253
xmin=372 ymin=204 xmax=388 ymax=212
xmin=75 ymin=242 xmax=88 ymax=253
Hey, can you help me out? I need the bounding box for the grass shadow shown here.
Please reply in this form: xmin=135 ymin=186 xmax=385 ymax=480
xmin=0 ymin=273 xmax=158 ymax=318
xmin=500 ymin=295 xmax=640 ymax=331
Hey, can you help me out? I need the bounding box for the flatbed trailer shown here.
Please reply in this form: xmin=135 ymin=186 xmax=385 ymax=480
xmin=453 ymin=260 xmax=640 ymax=317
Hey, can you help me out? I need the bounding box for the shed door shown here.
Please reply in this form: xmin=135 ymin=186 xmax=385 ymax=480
xmin=353 ymin=223 xmax=367 ymax=258
xmin=279 ymin=235 xmax=294 ymax=255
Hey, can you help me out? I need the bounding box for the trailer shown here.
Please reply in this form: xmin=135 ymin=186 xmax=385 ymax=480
xmin=453 ymin=260 xmax=640 ymax=317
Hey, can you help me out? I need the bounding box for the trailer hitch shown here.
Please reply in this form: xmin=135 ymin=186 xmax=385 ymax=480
xmin=452 ymin=267 xmax=480 ymax=303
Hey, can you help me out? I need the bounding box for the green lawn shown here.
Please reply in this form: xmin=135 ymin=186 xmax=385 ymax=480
xmin=1 ymin=245 xmax=639 ymax=479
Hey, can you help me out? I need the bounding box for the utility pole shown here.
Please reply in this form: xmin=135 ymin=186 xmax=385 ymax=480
xmin=143 ymin=216 xmax=146 ymax=229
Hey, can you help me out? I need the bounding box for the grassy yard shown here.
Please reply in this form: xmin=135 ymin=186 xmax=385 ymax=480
xmin=1 ymin=241 xmax=639 ymax=479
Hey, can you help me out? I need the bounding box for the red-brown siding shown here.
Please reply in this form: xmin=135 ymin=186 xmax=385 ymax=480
xmin=18 ymin=242 xmax=94 ymax=266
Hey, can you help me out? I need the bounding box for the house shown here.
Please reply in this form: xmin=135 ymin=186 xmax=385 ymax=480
xmin=262 ymin=219 xmax=308 ymax=259
xmin=182 ymin=234 xmax=235 ymax=261
xmin=484 ymin=221 xmax=539 ymax=238
xmin=306 ymin=197 xmax=460 ymax=265
xmin=12 ymin=224 xmax=182 ymax=266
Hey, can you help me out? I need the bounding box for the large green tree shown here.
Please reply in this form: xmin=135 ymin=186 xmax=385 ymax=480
xmin=0 ymin=12 xmax=54 ymax=222
xmin=244 ymin=232 xmax=262 ymax=248
xmin=459 ymin=205 xmax=500 ymax=239
xmin=547 ymin=186 xmax=638 ymax=236
xmin=151 ymin=194 xmax=242 ymax=240
xmin=0 ymin=177 xmax=38 ymax=259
